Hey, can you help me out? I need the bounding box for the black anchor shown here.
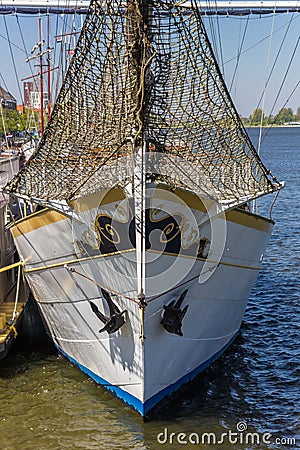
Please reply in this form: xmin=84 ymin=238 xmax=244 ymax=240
xmin=90 ymin=288 xmax=127 ymax=334
xmin=161 ymin=289 xmax=189 ymax=336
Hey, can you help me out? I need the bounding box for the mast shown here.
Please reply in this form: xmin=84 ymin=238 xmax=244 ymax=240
xmin=128 ymin=0 xmax=150 ymax=304
xmin=38 ymin=16 xmax=44 ymax=135
xmin=47 ymin=13 xmax=51 ymax=120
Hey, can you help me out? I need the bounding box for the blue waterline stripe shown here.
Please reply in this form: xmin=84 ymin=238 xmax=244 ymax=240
xmin=55 ymin=332 xmax=238 ymax=417
xmin=54 ymin=343 xmax=144 ymax=415
xmin=144 ymin=332 xmax=238 ymax=413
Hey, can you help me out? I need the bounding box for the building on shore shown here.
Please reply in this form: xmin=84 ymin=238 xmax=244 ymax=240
xmin=0 ymin=86 xmax=17 ymax=111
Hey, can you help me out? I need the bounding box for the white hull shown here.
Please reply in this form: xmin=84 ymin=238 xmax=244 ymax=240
xmin=10 ymin=187 xmax=273 ymax=416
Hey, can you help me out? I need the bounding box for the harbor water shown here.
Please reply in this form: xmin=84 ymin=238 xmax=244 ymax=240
xmin=0 ymin=127 xmax=299 ymax=449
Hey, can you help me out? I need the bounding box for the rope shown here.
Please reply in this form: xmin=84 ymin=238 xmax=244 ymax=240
xmin=23 ymin=249 xmax=135 ymax=274
xmin=0 ymin=260 xmax=23 ymax=274
xmin=214 ymin=5 xmax=225 ymax=76
xmin=138 ymin=302 xmax=146 ymax=343
xmin=254 ymin=10 xmax=296 ymax=126
xmin=16 ymin=14 xmax=40 ymax=97
xmin=0 ymin=30 xmax=26 ymax=55
xmin=229 ymin=15 xmax=249 ymax=94
xmin=252 ymin=10 xmax=276 ymax=214
xmin=269 ymin=187 xmax=281 ymax=222
xmin=0 ymin=71 xmax=9 ymax=92
xmin=12 ymin=263 xmax=21 ymax=320
xmin=8 ymin=325 xmax=18 ymax=338
xmin=0 ymin=104 xmax=24 ymax=219
xmin=255 ymin=35 xmax=300 ymax=145
xmin=268 ymin=36 xmax=300 ymax=120
xmin=54 ymin=8 xmax=77 ymax=99
xmin=147 ymin=273 xmax=200 ymax=303
xmin=224 ymin=14 xmax=300 ymax=67
xmin=257 ymin=10 xmax=276 ymax=157
xmin=203 ymin=1 xmax=223 ymax=72
xmin=260 ymin=79 xmax=300 ymax=143
xmin=64 ymin=265 xmax=139 ymax=304
xmin=2 ymin=14 xmax=24 ymax=105
xmin=147 ymin=254 xmax=262 ymax=303
xmin=0 ymin=102 xmax=9 ymax=150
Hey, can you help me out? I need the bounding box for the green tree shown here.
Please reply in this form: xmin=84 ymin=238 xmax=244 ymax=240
xmin=249 ymin=108 xmax=264 ymax=125
xmin=295 ymin=106 xmax=300 ymax=122
xmin=19 ymin=108 xmax=39 ymax=132
xmin=0 ymin=109 xmax=22 ymax=134
xmin=274 ymin=107 xmax=294 ymax=125
xmin=0 ymin=108 xmax=39 ymax=135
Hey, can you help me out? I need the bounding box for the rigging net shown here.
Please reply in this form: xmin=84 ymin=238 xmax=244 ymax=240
xmin=6 ymin=0 xmax=281 ymax=207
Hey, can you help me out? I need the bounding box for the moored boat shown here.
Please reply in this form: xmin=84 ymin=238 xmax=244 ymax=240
xmin=5 ymin=0 xmax=283 ymax=416
xmin=0 ymin=154 xmax=27 ymax=359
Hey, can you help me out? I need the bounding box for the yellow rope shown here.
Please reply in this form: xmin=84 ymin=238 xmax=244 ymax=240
xmin=139 ymin=303 xmax=146 ymax=344
xmin=0 ymin=260 xmax=23 ymax=273
xmin=9 ymin=325 xmax=18 ymax=338
xmin=23 ymin=249 xmax=135 ymax=274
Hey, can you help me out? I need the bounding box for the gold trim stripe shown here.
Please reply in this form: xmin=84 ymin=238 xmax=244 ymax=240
xmin=23 ymin=247 xmax=260 ymax=274
xmin=156 ymin=185 xmax=273 ymax=233
xmin=69 ymin=187 xmax=126 ymax=212
xmin=24 ymin=249 xmax=135 ymax=274
xmin=10 ymin=186 xmax=273 ymax=238
xmin=10 ymin=210 xmax=67 ymax=238
xmin=148 ymin=249 xmax=261 ymax=271
xmin=226 ymin=209 xmax=273 ymax=233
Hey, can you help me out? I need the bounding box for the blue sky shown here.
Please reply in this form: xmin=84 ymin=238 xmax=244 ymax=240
xmin=206 ymin=11 xmax=300 ymax=117
xmin=0 ymin=8 xmax=299 ymax=117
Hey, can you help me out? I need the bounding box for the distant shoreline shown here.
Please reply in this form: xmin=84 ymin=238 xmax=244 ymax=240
xmin=244 ymin=124 xmax=300 ymax=128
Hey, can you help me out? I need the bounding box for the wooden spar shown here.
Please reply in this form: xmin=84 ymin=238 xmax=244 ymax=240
xmin=21 ymin=66 xmax=59 ymax=82
xmin=0 ymin=0 xmax=89 ymax=6
xmin=1 ymin=0 xmax=300 ymax=8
